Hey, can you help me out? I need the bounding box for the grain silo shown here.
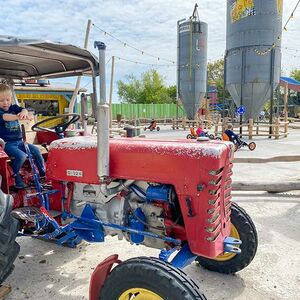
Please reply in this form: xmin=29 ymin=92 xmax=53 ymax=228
xmin=178 ymin=5 xmax=208 ymax=120
xmin=225 ymin=0 xmax=283 ymax=120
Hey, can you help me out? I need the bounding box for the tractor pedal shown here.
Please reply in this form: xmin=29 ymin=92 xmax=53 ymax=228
xmin=41 ymin=183 xmax=53 ymax=190
xmin=11 ymin=207 xmax=62 ymax=222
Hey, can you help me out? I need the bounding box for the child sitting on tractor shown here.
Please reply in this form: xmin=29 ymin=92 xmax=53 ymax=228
xmin=224 ymin=123 xmax=242 ymax=146
xmin=0 ymin=83 xmax=45 ymax=188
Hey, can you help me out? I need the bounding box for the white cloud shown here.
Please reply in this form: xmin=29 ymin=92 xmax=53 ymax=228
xmin=0 ymin=0 xmax=299 ymax=101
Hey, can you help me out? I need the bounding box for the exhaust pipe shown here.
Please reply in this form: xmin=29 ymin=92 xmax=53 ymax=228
xmin=94 ymin=41 xmax=109 ymax=183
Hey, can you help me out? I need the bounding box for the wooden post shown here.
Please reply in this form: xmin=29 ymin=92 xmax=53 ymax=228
xmin=275 ymin=117 xmax=280 ymax=139
xmin=248 ymin=118 xmax=253 ymax=140
xmin=68 ymin=19 xmax=92 ymax=116
xmin=284 ymin=82 xmax=289 ymax=137
xmin=215 ymin=117 xmax=219 ymax=136
xmin=182 ymin=116 xmax=186 ymax=130
xmin=222 ymin=117 xmax=229 ymax=133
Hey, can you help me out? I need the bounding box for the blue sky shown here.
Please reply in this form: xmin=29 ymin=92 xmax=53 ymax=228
xmin=0 ymin=0 xmax=299 ymax=102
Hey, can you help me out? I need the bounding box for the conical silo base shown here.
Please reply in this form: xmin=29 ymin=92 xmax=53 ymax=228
xmin=227 ymin=83 xmax=274 ymax=120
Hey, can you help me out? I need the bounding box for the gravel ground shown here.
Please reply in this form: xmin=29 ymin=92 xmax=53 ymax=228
xmin=4 ymin=126 xmax=300 ymax=300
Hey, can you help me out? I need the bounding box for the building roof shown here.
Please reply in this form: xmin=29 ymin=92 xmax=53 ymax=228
xmin=280 ymin=76 xmax=300 ymax=92
xmin=14 ymin=84 xmax=87 ymax=93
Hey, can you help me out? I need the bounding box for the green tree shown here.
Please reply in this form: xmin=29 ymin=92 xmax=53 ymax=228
xmin=117 ymin=70 xmax=176 ymax=104
xmin=291 ymin=69 xmax=300 ymax=82
xmin=207 ymin=59 xmax=230 ymax=102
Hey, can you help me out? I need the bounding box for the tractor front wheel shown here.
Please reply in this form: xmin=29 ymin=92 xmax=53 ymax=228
xmin=196 ymin=202 xmax=257 ymax=274
xmin=100 ymin=257 xmax=207 ymax=300
xmin=0 ymin=191 xmax=20 ymax=284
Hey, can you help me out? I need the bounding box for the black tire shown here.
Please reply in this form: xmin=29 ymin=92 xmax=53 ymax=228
xmin=215 ymin=136 xmax=222 ymax=140
xmin=187 ymin=134 xmax=193 ymax=139
xmin=248 ymin=142 xmax=256 ymax=151
xmin=196 ymin=202 xmax=257 ymax=274
xmin=100 ymin=257 xmax=207 ymax=300
xmin=208 ymin=134 xmax=215 ymax=140
xmin=0 ymin=191 xmax=20 ymax=284
xmin=156 ymin=126 xmax=160 ymax=131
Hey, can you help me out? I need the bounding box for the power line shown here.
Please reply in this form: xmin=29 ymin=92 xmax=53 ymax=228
xmin=92 ymin=23 xmax=176 ymax=64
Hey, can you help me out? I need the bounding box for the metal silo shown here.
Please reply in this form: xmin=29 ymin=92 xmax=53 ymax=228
xmin=225 ymin=0 xmax=283 ymax=120
xmin=178 ymin=5 xmax=208 ymax=120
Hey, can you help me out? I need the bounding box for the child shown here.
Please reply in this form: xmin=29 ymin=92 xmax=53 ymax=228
xmin=0 ymin=83 xmax=45 ymax=188
xmin=196 ymin=125 xmax=206 ymax=137
xmin=224 ymin=124 xmax=241 ymax=146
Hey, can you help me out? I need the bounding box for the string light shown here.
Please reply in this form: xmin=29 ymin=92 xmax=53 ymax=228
xmin=114 ymin=56 xmax=176 ymax=67
xmin=254 ymin=0 xmax=300 ymax=56
xmin=92 ymin=23 xmax=176 ymax=64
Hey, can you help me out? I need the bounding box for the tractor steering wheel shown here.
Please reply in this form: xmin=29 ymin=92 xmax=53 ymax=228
xmin=31 ymin=113 xmax=81 ymax=137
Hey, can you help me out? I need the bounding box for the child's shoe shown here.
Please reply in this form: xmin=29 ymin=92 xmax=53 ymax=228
xmin=39 ymin=170 xmax=46 ymax=179
xmin=14 ymin=174 xmax=27 ymax=189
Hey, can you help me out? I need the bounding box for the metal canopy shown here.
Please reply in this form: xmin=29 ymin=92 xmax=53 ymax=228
xmin=0 ymin=35 xmax=99 ymax=79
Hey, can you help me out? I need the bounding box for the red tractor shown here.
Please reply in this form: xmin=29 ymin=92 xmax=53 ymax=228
xmin=0 ymin=36 xmax=257 ymax=300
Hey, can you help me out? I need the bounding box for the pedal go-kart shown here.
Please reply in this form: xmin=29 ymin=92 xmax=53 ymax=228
xmin=0 ymin=36 xmax=258 ymax=300
xmin=222 ymin=133 xmax=256 ymax=152
xmin=186 ymin=127 xmax=221 ymax=140
xmin=144 ymin=120 xmax=160 ymax=131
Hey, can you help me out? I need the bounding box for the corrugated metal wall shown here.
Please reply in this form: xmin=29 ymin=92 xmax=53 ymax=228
xmin=111 ymin=103 xmax=186 ymax=119
xmin=79 ymin=101 xmax=186 ymax=119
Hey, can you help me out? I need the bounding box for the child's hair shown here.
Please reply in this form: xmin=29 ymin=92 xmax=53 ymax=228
xmin=0 ymin=83 xmax=12 ymax=97
xmin=227 ymin=123 xmax=233 ymax=130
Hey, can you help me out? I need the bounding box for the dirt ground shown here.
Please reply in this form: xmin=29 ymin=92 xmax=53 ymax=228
xmin=4 ymin=127 xmax=300 ymax=300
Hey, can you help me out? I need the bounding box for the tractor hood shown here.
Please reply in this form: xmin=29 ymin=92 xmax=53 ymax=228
xmin=46 ymin=136 xmax=233 ymax=184
xmin=0 ymin=35 xmax=99 ymax=79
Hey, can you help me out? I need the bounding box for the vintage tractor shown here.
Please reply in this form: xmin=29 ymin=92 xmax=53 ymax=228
xmin=0 ymin=36 xmax=258 ymax=300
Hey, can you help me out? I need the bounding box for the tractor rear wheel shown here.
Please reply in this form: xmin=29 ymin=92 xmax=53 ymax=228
xmin=0 ymin=191 xmax=20 ymax=284
xmin=100 ymin=257 xmax=207 ymax=300
xmin=196 ymin=202 xmax=257 ymax=274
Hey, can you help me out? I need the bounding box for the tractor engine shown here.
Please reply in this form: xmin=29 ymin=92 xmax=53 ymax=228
xmin=70 ymin=181 xmax=176 ymax=249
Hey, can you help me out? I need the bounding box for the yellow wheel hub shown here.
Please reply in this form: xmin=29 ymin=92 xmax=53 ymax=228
xmin=118 ymin=288 xmax=163 ymax=300
xmin=215 ymin=224 xmax=240 ymax=261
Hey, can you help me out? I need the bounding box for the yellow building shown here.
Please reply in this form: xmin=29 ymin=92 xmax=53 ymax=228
xmin=15 ymin=82 xmax=86 ymax=126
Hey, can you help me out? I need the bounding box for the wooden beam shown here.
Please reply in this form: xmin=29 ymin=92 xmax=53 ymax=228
xmin=234 ymin=155 xmax=300 ymax=163
xmin=232 ymin=181 xmax=300 ymax=193
xmin=0 ymin=285 xmax=11 ymax=298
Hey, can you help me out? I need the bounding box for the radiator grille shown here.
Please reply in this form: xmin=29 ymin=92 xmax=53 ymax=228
xmin=206 ymin=163 xmax=232 ymax=241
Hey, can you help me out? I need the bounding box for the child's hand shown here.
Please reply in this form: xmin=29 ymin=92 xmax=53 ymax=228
xmin=18 ymin=109 xmax=29 ymax=120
